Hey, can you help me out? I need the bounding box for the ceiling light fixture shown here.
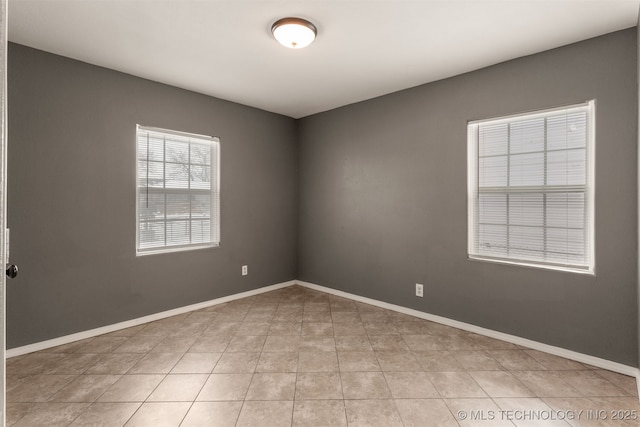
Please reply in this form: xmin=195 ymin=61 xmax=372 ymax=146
xmin=271 ymin=17 xmax=317 ymax=49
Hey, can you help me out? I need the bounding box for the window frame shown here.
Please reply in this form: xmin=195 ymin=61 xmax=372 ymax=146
xmin=135 ymin=125 xmax=220 ymax=256
xmin=467 ymin=101 xmax=595 ymax=274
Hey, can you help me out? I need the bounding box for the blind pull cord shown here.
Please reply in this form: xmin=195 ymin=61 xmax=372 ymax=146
xmin=146 ymin=133 xmax=150 ymax=208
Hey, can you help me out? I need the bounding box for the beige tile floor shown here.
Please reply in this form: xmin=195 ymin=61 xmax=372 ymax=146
xmin=5 ymin=285 xmax=639 ymax=426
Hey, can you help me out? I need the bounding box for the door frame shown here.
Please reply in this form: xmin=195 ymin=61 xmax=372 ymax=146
xmin=0 ymin=0 xmax=8 ymax=424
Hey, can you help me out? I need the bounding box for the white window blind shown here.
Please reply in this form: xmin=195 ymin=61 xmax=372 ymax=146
xmin=136 ymin=125 xmax=220 ymax=254
xmin=467 ymin=102 xmax=594 ymax=273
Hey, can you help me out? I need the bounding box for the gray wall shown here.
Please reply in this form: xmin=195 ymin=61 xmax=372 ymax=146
xmin=7 ymin=29 xmax=639 ymax=366
xmin=298 ymin=29 xmax=638 ymax=366
xmin=7 ymin=43 xmax=298 ymax=348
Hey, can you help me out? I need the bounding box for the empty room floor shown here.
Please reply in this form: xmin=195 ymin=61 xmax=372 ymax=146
xmin=5 ymin=285 xmax=639 ymax=426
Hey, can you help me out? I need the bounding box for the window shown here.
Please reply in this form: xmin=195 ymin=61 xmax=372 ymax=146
xmin=136 ymin=125 xmax=220 ymax=254
xmin=467 ymin=101 xmax=594 ymax=273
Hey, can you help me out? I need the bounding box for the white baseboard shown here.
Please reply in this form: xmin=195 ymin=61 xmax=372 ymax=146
xmin=6 ymin=280 xmax=296 ymax=358
xmin=7 ymin=277 xmax=640 ymax=388
xmin=297 ymin=280 xmax=640 ymax=379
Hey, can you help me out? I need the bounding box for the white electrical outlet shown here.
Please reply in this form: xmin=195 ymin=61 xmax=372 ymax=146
xmin=242 ymin=265 xmax=248 ymax=276
xmin=416 ymin=283 xmax=424 ymax=297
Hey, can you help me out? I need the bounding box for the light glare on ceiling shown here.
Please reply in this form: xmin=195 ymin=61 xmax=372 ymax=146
xmin=271 ymin=17 xmax=317 ymax=49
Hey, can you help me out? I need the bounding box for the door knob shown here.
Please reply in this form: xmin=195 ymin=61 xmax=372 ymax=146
xmin=6 ymin=264 xmax=17 ymax=279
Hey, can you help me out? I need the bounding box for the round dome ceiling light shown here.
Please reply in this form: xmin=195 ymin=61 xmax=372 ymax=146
xmin=271 ymin=17 xmax=317 ymax=49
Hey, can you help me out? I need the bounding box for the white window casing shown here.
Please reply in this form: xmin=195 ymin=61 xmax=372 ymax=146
xmin=467 ymin=101 xmax=595 ymax=274
xmin=136 ymin=125 xmax=220 ymax=255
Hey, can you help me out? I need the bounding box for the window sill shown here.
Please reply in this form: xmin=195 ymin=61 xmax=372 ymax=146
xmin=468 ymin=255 xmax=595 ymax=276
xmin=136 ymin=243 xmax=219 ymax=257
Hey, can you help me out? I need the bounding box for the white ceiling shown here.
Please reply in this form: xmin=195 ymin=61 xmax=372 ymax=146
xmin=8 ymin=0 xmax=640 ymax=119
